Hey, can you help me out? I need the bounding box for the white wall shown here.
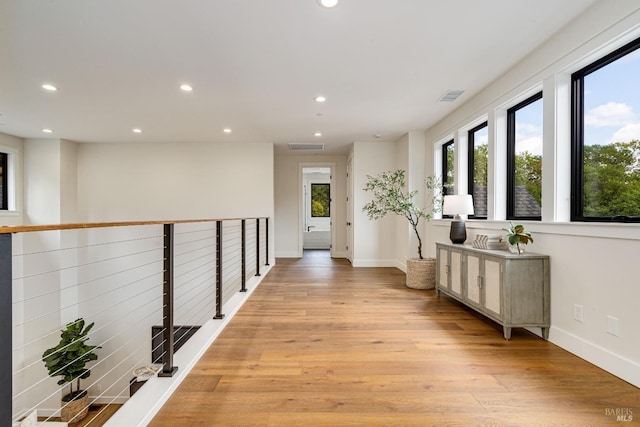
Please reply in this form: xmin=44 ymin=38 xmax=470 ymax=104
xmin=274 ymin=153 xmax=347 ymax=258
xmin=423 ymin=1 xmax=640 ymax=387
xmin=0 ymin=132 xmax=23 ymax=226
xmin=352 ymin=141 xmax=397 ymax=267
xmin=76 ymin=141 xmax=274 ymax=223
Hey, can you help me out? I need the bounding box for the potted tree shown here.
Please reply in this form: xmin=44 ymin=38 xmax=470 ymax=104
xmin=503 ymin=222 xmax=533 ymax=254
xmin=363 ymin=169 xmax=442 ymax=289
xmin=42 ymin=318 xmax=100 ymax=423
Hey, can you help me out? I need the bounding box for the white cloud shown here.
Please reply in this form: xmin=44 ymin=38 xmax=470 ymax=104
xmin=609 ymin=122 xmax=640 ymax=143
xmin=516 ymin=136 xmax=543 ymax=156
xmin=515 ymin=122 xmax=542 ymax=155
xmin=585 ymin=102 xmax=635 ymax=127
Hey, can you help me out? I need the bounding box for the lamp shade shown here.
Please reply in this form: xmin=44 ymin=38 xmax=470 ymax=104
xmin=443 ymin=194 xmax=474 ymax=216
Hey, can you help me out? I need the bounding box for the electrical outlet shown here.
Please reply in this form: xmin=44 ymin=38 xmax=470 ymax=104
xmin=96 ymin=383 xmax=103 ymax=393
xmin=573 ymin=304 xmax=584 ymax=322
xmin=607 ymin=315 xmax=619 ymax=336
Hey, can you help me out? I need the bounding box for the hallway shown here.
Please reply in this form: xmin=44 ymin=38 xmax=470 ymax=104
xmin=150 ymin=258 xmax=639 ymax=426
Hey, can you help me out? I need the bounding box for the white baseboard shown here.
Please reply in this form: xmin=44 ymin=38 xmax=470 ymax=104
xmin=550 ymin=326 xmax=640 ymax=388
xmin=331 ymin=250 xmax=348 ymax=258
xmin=395 ymin=260 xmax=407 ymax=272
xmin=351 ymin=259 xmax=397 ymax=267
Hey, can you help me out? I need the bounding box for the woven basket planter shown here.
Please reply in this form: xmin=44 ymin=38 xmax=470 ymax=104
xmin=61 ymin=393 xmax=89 ymax=423
xmin=406 ymin=258 xmax=436 ymax=289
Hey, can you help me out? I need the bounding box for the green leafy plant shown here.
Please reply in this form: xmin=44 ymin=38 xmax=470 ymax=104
xmin=363 ymin=169 xmax=441 ymax=259
xmin=42 ymin=318 xmax=100 ymax=401
xmin=503 ymin=222 xmax=533 ymax=254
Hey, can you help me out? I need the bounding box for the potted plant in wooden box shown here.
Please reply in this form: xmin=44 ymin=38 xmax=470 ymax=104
xmin=363 ymin=169 xmax=442 ymax=289
xmin=42 ymin=318 xmax=101 ymax=423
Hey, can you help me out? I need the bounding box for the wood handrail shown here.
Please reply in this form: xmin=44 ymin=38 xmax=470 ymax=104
xmin=0 ymin=217 xmax=269 ymax=234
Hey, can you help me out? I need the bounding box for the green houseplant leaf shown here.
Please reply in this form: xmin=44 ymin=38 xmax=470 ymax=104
xmin=42 ymin=318 xmax=101 ymax=400
xmin=503 ymin=222 xmax=533 ymax=254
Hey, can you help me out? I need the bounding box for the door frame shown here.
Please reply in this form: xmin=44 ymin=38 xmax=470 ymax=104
xmin=299 ymin=162 xmax=336 ymax=257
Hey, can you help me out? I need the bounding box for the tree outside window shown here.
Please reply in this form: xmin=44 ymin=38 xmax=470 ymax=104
xmin=572 ymin=37 xmax=640 ymax=221
xmin=507 ymin=92 xmax=543 ymax=220
xmin=468 ymin=123 xmax=488 ymax=218
xmin=311 ymin=183 xmax=330 ymax=217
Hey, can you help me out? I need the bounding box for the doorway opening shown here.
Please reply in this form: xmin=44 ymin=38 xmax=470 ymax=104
xmin=301 ymin=166 xmax=332 ymax=257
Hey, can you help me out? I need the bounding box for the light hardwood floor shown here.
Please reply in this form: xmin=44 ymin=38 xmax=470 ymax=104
xmin=150 ymin=251 xmax=639 ymax=426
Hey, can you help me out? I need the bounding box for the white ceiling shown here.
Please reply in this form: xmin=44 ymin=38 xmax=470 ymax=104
xmin=0 ymin=0 xmax=597 ymax=154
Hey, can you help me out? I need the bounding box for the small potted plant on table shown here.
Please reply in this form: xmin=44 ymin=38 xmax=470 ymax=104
xmin=503 ymin=222 xmax=533 ymax=254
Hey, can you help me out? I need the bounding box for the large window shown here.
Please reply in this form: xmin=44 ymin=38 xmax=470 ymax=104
xmin=507 ymin=92 xmax=543 ymax=220
xmin=311 ymin=183 xmax=330 ymax=217
xmin=442 ymin=139 xmax=454 ymax=196
xmin=0 ymin=152 xmax=7 ymax=210
xmin=468 ymin=122 xmax=488 ymax=219
xmin=571 ymin=37 xmax=640 ymax=222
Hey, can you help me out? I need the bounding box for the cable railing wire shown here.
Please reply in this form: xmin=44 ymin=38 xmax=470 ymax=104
xmin=8 ymin=217 xmax=269 ymax=426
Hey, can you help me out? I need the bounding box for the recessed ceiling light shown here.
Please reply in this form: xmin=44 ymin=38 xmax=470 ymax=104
xmin=42 ymin=128 xmax=53 ymax=133
xmin=132 ymin=128 xmax=142 ymax=133
xmin=223 ymin=128 xmax=232 ymax=134
xmin=314 ymin=132 xmax=322 ymax=137
xmin=318 ymin=0 xmax=338 ymax=8
xmin=180 ymin=84 xmax=193 ymax=92
xmin=314 ymin=96 xmax=326 ymax=103
xmin=42 ymin=84 xmax=58 ymax=91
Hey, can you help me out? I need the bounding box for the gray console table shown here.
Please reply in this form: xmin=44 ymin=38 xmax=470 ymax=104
xmin=435 ymin=242 xmax=550 ymax=340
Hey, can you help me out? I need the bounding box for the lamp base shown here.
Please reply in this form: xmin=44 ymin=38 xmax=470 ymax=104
xmin=449 ymin=218 xmax=467 ymax=244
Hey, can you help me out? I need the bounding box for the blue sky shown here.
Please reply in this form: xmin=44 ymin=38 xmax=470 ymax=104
xmin=511 ymin=45 xmax=640 ymax=155
xmin=584 ymin=47 xmax=640 ymax=146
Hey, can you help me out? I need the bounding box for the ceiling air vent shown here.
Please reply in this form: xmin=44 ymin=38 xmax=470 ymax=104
xmin=288 ymin=143 xmax=325 ymax=151
xmin=439 ymin=89 xmax=465 ymax=102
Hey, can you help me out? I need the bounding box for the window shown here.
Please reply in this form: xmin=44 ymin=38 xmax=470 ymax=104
xmin=442 ymin=139 xmax=454 ymax=196
xmin=311 ymin=183 xmax=330 ymax=217
xmin=571 ymin=37 xmax=640 ymax=222
xmin=468 ymin=122 xmax=488 ymax=218
xmin=0 ymin=152 xmax=7 ymax=210
xmin=507 ymin=92 xmax=543 ymax=220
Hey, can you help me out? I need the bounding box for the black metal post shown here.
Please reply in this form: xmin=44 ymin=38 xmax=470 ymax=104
xmin=255 ymin=218 xmax=261 ymax=277
xmin=265 ymin=217 xmax=270 ymax=266
xmin=240 ymin=219 xmax=247 ymax=292
xmin=214 ymin=221 xmax=225 ymax=319
xmin=159 ymin=224 xmax=178 ymax=377
xmin=0 ymin=234 xmax=12 ymax=426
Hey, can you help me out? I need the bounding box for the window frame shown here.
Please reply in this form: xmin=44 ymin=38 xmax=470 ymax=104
xmin=571 ymin=36 xmax=640 ymax=223
xmin=467 ymin=121 xmax=488 ymax=219
xmin=441 ymin=139 xmax=454 ymax=196
xmin=310 ymin=183 xmax=330 ymax=218
xmin=506 ymin=91 xmax=543 ymax=221
xmin=0 ymin=152 xmax=7 ymax=211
